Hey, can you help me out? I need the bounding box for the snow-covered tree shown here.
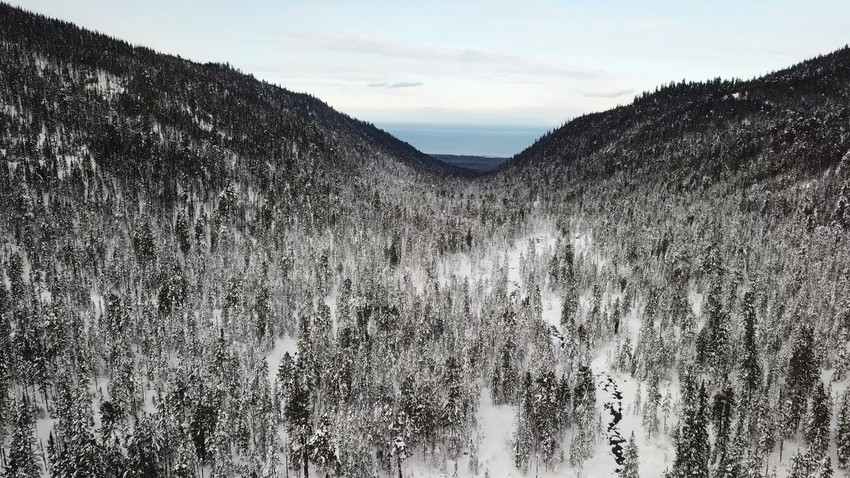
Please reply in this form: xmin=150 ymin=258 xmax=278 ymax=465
xmin=805 ymin=381 xmax=831 ymax=461
xmin=308 ymin=414 xmax=339 ymax=475
xmin=6 ymin=396 xmax=40 ymax=478
xmin=672 ymin=380 xmax=709 ymax=478
xmin=619 ymin=431 xmax=640 ymax=478
xmin=838 ymin=387 xmax=850 ymax=468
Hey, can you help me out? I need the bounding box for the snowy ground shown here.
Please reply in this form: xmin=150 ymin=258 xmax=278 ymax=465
xmin=259 ymin=225 xmax=842 ymax=477
xmin=403 ymin=226 xmax=668 ymax=477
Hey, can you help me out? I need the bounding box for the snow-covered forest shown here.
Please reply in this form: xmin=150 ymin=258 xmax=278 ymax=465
xmin=1 ymin=4 xmax=850 ymax=478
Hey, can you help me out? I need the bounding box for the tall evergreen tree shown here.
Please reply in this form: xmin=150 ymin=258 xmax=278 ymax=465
xmin=642 ymin=372 xmax=661 ymax=440
xmin=711 ymin=385 xmax=735 ymax=465
xmin=284 ymin=357 xmax=313 ymax=478
xmin=805 ymin=381 xmax=831 ymax=461
xmin=837 ymin=387 xmax=850 ymax=469
xmin=672 ymin=380 xmax=709 ymax=478
xmin=739 ymin=291 xmax=762 ymax=399
xmin=696 ymin=276 xmax=730 ymax=377
xmin=619 ymin=431 xmax=640 ymax=478
xmin=6 ymin=396 xmax=40 ymax=478
xmin=441 ymin=356 xmax=467 ymax=458
xmin=561 ymin=274 xmax=579 ymax=328
xmin=785 ymin=320 xmax=818 ymax=434
xmin=570 ymin=366 xmax=597 ymax=468
xmin=513 ymin=372 xmax=534 ymax=473
xmin=308 ymin=414 xmax=339 ymax=475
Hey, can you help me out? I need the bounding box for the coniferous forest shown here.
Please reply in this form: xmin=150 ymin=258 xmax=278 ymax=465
xmin=1 ymin=3 xmax=850 ymax=477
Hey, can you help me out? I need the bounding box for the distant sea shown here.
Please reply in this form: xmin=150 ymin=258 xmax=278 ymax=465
xmin=378 ymin=122 xmax=551 ymax=158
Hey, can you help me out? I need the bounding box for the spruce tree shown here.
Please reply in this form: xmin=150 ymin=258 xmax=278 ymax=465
xmin=642 ymin=372 xmax=661 ymax=440
xmin=6 ymin=396 xmax=40 ymax=478
xmin=739 ymin=291 xmax=762 ymax=399
xmin=710 ymin=385 xmax=735 ymax=465
xmin=561 ymin=274 xmax=578 ymax=328
xmin=619 ymin=431 xmax=640 ymax=478
xmin=785 ymin=320 xmax=817 ymax=433
xmin=805 ymin=381 xmax=831 ymax=461
xmin=285 ymin=369 xmax=312 ymax=478
xmin=813 ymin=456 xmax=834 ymax=478
xmin=672 ymin=380 xmax=709 ymax=478
xmin=513 ymin=372 xmax=534 ymax=472
xmin=308 ymin=414 xmax=339 ymax=475
xmin=441 ymin=356 xmax=466 ymax=457
xmin=570 ymin=366 xmax=597 ymax=468
xmin=837 ymin=387 xmax=850 ymax=468
xmin=789 ymin=449 xmax=813 ymax=478
xmin=696 ymin=276 xmax=730 ymax=377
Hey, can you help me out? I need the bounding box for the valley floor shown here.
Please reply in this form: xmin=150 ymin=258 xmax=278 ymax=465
xmin=258 ymin=226 xmax=846 ymax=477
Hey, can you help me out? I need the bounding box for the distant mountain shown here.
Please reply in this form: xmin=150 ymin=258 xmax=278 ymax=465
xmin=430 ymin=154 xmax=509 ymax=174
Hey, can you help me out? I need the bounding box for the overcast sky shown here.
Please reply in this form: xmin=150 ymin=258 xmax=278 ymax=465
xmin=11 ymin=0 xmax=850 ymax=127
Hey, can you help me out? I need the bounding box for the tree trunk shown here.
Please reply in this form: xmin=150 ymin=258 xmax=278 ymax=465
xmin=303 ymin=436 xmax=309 ymax=478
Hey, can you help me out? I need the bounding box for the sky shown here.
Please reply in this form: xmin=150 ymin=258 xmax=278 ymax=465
xmin=10 ymin=0 xmax=850 ymax=129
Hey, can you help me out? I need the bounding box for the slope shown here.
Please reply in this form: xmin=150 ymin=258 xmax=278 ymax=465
xmin=505 ymin=46 xmax=850 ymax=191
xmin=0 ymin=1 xmax=464 ymax=193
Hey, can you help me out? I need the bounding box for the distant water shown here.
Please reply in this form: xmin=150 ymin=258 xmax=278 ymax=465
xmin=378 ymin=122 xmax=550 ymax=158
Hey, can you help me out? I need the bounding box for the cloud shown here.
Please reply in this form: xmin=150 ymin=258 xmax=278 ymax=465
xmin=367 ymin=81 xmax=425 ymax=89
xmin=630 ymin=19 xmax=671 ymax=31
xmin=267 ymin=31 xmax=605 ymax=80
xmin=350 ymin=105 xmax=578 ymax=127
xmin=583 ymin=88 xmax=634 ymax=98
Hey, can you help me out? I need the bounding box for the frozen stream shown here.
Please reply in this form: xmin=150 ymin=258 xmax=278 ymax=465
xmin=597 ymin=372 xmax=626 ymax=471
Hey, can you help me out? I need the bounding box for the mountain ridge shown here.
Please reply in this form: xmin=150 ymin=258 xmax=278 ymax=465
xmin=0 ymin=2 xmax=466 ymax=180
xmin=502 ymin=46 xmax=850 ymax=190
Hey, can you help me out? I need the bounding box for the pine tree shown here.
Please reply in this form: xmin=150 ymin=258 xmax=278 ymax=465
xmin=715 ymin=434 xmax=746 ymax=478
xmin=513 ymin=372 xmax=534 ymax=473
xmin=711 ymin=385 xmax=735 ymax=465
xmin=813 ymin=456 xmax=834 ymax=478
xmin=441 ymin=355 xmax=466 ymax=458
xmin=672 ymin=380 xmax=709 ymax=478
xmin=754 ymin=389 xmax=777 ymax=474
xmin=789 ymin=449 xmax=814 ymax=478
xmin=662 ymin=389 xmax=672 ymax=432
xmin=125 ymin=417 xmax=164 ymax=477
xmin=739 ymin=291 xmax=762 ymax=399
xmin=785 ymin=320 xmax=817 ymax=434
xmin=561 ymin=274 xmax=578 ymax=328
xmin=570 ymin=366 xmax=597 ymax=468
xmin=175 ymin=210 xmax=191 ymax=254
xmin=634 ymin=382 xmax=642 ymax=416
xmin=534 ymin=370 xmax=562 ymax=466
xmin=172 ymin=441 xmax=196 ymax=478
xmin=6 ymin=396 xmax=40 ymax=478
xmin=612 ymin=297 xmax=622 ymax=334
xmin=642 ymin=373 xmax=661 ymax=440
xmin=696 ymin=276 xmax=730 ymax=377
xmin=837 ymin=387 xmax=850 ymax=468
xmin=308 ymin=414 xmax=339 ymax=475
xmin=619 ymin=431 xmax=639 ymax=478
xmin=284 ymin=355 xmax=312 ymax=478
xmin=805 ymin=381 xmax=831 ymax=461
xmin=0 ymin=301 xmax=10 ymax=426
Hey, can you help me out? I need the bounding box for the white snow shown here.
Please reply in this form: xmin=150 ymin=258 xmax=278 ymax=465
xmin=266 ymin=336 xmax=298 ymax=384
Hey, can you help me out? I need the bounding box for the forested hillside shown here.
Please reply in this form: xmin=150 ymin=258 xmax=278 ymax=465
xmin=487 ymin=45 xmax=850 ymax=477
xmin=1 ymin=3 xmax=850 ymax=478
